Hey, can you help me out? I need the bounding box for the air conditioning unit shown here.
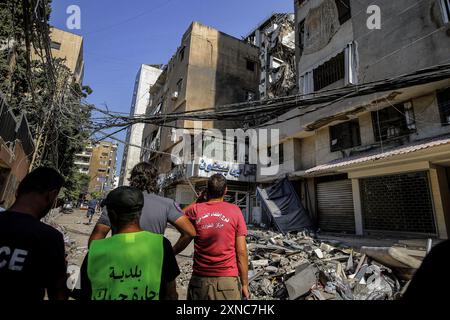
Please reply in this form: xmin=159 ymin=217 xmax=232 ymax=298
xmin=171 ymin=91 xmax=179 ymax=100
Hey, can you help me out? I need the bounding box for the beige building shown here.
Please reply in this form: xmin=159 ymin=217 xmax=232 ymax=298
xmin=32 ymin=27 xmax=84 ymax=84
xmin=88 ymin=141 xmax=118 ymax=195
xmin=256 ymin=0 xmax=450 ymax=240
xmin=74 ymin=141 xmax=118 ymax=196
xmin=142 ymin=21 xmax=260 ymax=209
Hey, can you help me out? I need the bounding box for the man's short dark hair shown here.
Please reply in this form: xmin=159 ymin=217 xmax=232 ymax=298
xmin=17 ymin=167 xmax=65 ymax=196
xmin=207 ymin=174 xmax=227 ymax=199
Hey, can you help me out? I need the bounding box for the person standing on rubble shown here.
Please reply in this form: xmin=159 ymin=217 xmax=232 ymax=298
xmin=76 ymin=186 xmax=180 ymax=300
xmin=88 ymin=162 xmax=196 ymax=255
xmin=0 ymin=167 xmax=68 ymax=301
xmin=183 ymin=174 xmax=250 ymax=300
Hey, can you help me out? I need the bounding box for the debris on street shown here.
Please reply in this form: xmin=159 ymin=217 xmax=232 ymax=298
xmin=246 ymin=230 xmax=420 ymax=300
xmin=172 ymin=229 xmax=424 ymax=300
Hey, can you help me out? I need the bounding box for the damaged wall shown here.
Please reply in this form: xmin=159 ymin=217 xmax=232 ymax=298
xmin=352 ymin=0 xmax=450 ymax=83
xmin=246 ymin=13 xmax=297 ymax=99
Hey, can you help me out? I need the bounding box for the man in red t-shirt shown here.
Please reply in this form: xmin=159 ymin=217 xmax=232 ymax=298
xmin=184 ymin=174 xmax=249 ymax=300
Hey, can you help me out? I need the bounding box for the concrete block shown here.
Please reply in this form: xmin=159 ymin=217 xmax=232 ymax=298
xmin=285 ymin=265 xmax=317 ymax=300
xmin=314 ymin=248 xmax=324 ymax=259
xmin=251 ymin=259 xmax=269 ymax=269
xmin=360 ymin=247 xmax=422 ymax=269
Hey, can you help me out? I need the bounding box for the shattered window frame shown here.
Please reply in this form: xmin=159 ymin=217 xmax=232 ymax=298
xmin=371 ymin=104 xmax=416 ymax=142
xmin=176 ymin=78 xmax=183 ymax=95
xmin=440 ymin=0 xmax=450 ymax=23
xmin=246 ymin=59 xmax=256 ymax=72
xmin=329 ymin=119 xmax=361 ymax=152
xmin=437 ymin=87 xmax=450 ymax=126
xmin=298 ymin=20 xmax=305 ymax=56
xmin=179 ymin=46 xmax=186 ymax=62
xmin=267 ymin=144 xmax=284 ymax=165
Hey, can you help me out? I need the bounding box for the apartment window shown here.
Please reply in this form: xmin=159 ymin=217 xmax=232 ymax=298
xmin=437 ymin=87 xmax=450 ymax=125
xmin=245 ymin=90 xmax=256 ymax=101
xmin=267 ymin=144 xmax=284 ymax=165
xmin=335 ymin=0 xmax=351 ymax=25
xmin=330 ymin=120 xmax=361 ymax=152
xmin=176 ymin=79 xmax=183 ymax=94
xmin=101 ymin=152 xmax=108 ymax=157
xmin=372 ymin=104 xmax=416 ymax=142
xmin=246 ymin=59 xmax=256 ymax=72
xmin=179 ymin=46 xmax=186 ymax=61
xmin=313 ymin=52 xmax=345 ymax=91
xmin=298 ymin=20 xmax=305 ymax=56
xmin=440 ymin=0 xmax=450 ymax=23
xmin=50 ymin=41 xmax=61 ymax=50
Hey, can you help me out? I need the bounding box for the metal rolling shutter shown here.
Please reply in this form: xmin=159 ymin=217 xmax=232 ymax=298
xmin=317 ymin=179 xmax=355 ymax=233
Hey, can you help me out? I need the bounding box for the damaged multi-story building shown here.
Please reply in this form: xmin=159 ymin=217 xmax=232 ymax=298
xmin=256 ymin=0 xmax=450 ymax=240
xmin=246 ymin=13 xmax=297 ymax=100
xmin=141 ymin=21 xmax=260 ymax=215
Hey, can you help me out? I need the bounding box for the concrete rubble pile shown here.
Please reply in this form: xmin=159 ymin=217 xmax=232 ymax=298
xmin=177 ymin=259 xmax=194 ymax=290
xmin=247 ymin=230 xmax=413 ymax=300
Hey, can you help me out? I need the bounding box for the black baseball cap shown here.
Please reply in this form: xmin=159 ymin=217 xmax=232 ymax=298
xmin=104 ymin=186 xmax=144 ymax=214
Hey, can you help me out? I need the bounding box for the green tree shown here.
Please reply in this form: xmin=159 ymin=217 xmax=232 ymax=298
xmin=1 ymin=0 xmax=93 ymax=199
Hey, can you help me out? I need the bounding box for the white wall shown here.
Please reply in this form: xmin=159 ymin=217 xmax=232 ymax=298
xmin=119 ymin=65 xmax=163 ymax=186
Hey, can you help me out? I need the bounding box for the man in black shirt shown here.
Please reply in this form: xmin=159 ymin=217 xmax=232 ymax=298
xmin=0 ymin=167 xmax=67 ymax=301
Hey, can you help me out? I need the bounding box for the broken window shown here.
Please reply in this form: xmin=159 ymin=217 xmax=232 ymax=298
xmin=179 ymin=46 xmax=186 ymax=61
xmin=437 ymin=87 xmax=450 ymax=125
xmin=246 ymin=59 xmax=256 ymax=72
xmin=298 ymin=20 xmax=305 ymax=56
xmin=176 ymin=79 xmax=183 ymax=94
xmin=267 ymin=144 xmax=284 ymax=165
xmin=372 ymin=103 xmax=416 ymax=142
xmin=313 ymin=51 xmax=345 ymax=91
xmin=439 ymin=0 xmax=450 ymax=23
xmin=330 ymin=119 xmax=361 ymax=152
xmin=245 ymin=90 xmax=256 ymax=101
xmin=335 ymin=0 xmax=351 ymax=25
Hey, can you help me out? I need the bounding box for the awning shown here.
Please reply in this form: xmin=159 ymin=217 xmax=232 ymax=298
xmin=303 ymin=135 xmax=450 ymax=175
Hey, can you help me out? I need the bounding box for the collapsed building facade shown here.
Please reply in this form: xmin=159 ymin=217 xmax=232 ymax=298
xmin=246 ymin=13 xmax=297 ymax=100
xmin=256 ymin=0 xmax=450 ymax=240
xmin=141 ymin=21 xmax=260 ymax=212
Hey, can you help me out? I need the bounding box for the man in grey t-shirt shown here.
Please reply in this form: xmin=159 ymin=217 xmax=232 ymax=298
xmin=88 ymin=162 xmax=196 ymax=255
xmin=96 ymin=192 xmax=184 ymax=235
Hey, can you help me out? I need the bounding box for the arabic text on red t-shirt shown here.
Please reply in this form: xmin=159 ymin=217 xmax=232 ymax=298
xmin=184 ymin=201 xmax=248 ymax=277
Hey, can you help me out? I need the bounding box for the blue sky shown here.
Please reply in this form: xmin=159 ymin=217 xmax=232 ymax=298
xmin=49 ymin=0 xmax=294 ymax=174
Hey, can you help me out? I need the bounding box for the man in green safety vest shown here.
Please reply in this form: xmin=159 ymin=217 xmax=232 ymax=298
xmin=76 ymin=186 xmax=180 ymax=300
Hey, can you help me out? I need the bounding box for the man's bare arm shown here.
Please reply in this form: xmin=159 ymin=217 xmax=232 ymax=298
xmin=236 ymin=236 xmax=250 ymax=299
xmin=88 ymin=223 xmax=110 ymax=248
xmin=164 ymin=280 xmax=178 ymax=300
xmin=171 ymin=216 xmax=196 ymax=255
xmin=47 ymin=275 xmax=68 ymax=300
